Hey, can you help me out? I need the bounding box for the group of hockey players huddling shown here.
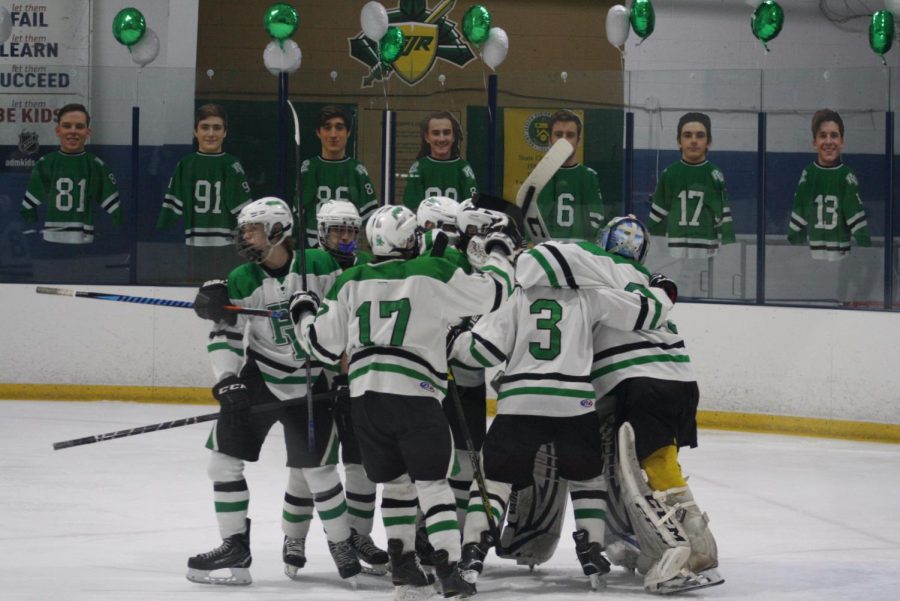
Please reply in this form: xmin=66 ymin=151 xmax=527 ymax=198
xmin=188 ymin=190 xmax=724 ymax=599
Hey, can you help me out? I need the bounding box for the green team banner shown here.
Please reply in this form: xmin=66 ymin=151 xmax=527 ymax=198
xmin=502 ymin=108 xmax=585 ymax=202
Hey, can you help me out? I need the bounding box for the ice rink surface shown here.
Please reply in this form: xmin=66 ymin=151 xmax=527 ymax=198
xmin=2 ymin=400 xmax=899 ymax=601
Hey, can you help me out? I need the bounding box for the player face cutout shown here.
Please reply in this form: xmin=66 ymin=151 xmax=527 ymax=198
xmin=425 ymin=118 xmax=455 ymax=160
xmin=550 ymin=120 xmax=580 ymax=167
xmin=813 ymin=121 xmax=844 ymax=167
xmin=55 ymin=110 xmax=91 ymax=154
xmin=327 ymin=224 xmax=358 ymax=249
xmin=317 ymin=117 xmax=349 ymax=160
xmin=195 ymin=116 xmax=226 ymax=154
xmin=678 ymin=121 xmax=709 ymax=164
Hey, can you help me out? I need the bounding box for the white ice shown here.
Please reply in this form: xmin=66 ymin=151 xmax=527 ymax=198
xmin=2 ymin=400 xmax=899 ymax=600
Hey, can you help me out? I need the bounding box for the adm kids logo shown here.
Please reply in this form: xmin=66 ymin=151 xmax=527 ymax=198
xmin=349 ymin=0 xmax=476 ymax=87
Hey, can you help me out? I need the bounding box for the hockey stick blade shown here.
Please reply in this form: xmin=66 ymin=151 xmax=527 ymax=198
xmin=52 ymin=388 xmax=348 ymax=450
xmin=35 ymin=286 xmax=285 ymax=319
xmin=514 ymin=138 xmax=573 ymax=243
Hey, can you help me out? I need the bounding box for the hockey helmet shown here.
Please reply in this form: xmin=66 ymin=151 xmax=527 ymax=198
xmin=366 ymin=204 xmax=419 ymax=259
xmin=457 ymin=201 xmax=508 ymax=238
xmin=235 ymin=197 xmax=293 ymax=262
xmin=317 ymin=200 xmax=361 ymax=267
xmin=598 ymin=214 xmax=650 ymax=264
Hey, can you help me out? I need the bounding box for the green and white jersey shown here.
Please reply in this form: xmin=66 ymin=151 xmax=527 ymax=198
xmin=788 ymin=162 xmax=871 ymax=261
xmin=648 ymin=160 xmax=736 ymax=258
xmin=20 ymin=150 xmax=120 ymax=244
xmin=300 ymin=155 xmax=378 ymax=247
xmin=207 ymin=249 xmax=341 ymax=400
xmin=301 ymin=252 xmax=513 ymax=403
xmin=450 ymin=278 xmax=671 ymax=418
xmin=157 ymin=152 xmax=252 ymax=247
xmin=402 ymin=156 xmax=478 ymax=209
xmin=535 ymin=164 xmax=604 ymax=243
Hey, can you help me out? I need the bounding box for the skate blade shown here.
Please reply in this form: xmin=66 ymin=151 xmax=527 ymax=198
xmin=459 ymin=568 xmax=479 ymax=584
xmin=393 ymin=583 xmax=437 ymax=601
xmin=650 ymin=568 xmax=724 ymax=595
xmin=589 ymin=573 xmax=608 ymax=591
xmin=186 ymin=567 xmax=251 ymax=586
xmin=361 ymin=564 xmax=389 ymax=576
xmin=284 ymin=564 xmax=303 ymax=581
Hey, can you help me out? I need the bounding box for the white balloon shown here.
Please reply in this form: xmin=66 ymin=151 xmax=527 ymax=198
xmin=330 ymin=70 xmax=338 ymax=82
xmin=263 ymin=39 xmax=302 ymax=75
xmin=887 ymin=0 xmax=900 ymax=14
xmin=438 ymin=73 xmax=446 ymax=86
xmin=605 ymin=5 xmax=630 ymax=48
xmin=560 ymin=71 xmax=568 ymax=82
xmin=130 ymin=27 xmax=160 ymax=67
xmin=481 ymin=27 xmax=509 ymax=70
xmin=0 ymin=7 xmax=14 ymax=45
xmin=206 ymin=68 xmax=215 ymax=79
xmin=360 ymin=1 xmax=389 ymax=41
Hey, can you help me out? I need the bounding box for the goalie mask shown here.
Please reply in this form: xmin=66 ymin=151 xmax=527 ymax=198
xmin=317 ymin=200 xmax=361 ymax=268
xmin=457 ymin=201 xmax=507 ymax=241
xmin=416 ymin=196 xmax=460 ymax=243
xmin=235 ymin=197 xmax=293 ymax=263
xmin=598 ymin=215 xmax=650 ymax=264
xmin=366 ymin=205 xmax=419 ymax=259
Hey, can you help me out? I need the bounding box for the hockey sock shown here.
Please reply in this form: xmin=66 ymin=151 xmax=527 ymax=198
xmin=303 ymin=465 xmax=351 ymax=542
xmin=463 ymin=478 xmax=510 ymax=545
xmin=282 ymin=468 xmax=314 ymax=539
xmin=208 ymin=451 xmax=249 ymax=539
xmin=570 ymin=476 xmax=608 ymax=544
xmin=449 ymin=450 xmax=474 ymax=527
xmin=641 ymin=445 xmax=687 ymax=491
xmin=415 ymin=479 xmax=462 ymax=562
xmin=344 ymin=463 xmax=376 ymax=535
xmin=381 ymin=474 xmax=418 ymax=551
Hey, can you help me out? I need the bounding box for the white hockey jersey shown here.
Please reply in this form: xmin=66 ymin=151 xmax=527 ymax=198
xmin=298 ymin=252 xmax=513 ymax=403
xmin=207 ymin=249 xmax=341 ymax=400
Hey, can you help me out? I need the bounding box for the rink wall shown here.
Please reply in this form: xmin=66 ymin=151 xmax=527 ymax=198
xmin=0 ymin=283 xmax=898 ymax=442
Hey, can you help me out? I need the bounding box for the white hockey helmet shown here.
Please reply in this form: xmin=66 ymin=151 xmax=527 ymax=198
xmin=236 ymin=197 xmax=293 ymax=262
xmin=366 ymin=204 xmax=419 ymax=259
xmin=416 ymin=196 xmax=460 ymax=240
xmin=457 ymin=201 xmax=507 ymax=238
xmin=598 ymin=214 xmax=650 ymax=264
xmin=317 ymin=200 xmax=361 ymax=266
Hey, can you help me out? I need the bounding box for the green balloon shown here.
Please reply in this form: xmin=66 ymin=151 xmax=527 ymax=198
xmin=462 ymin=4 xmax=491 ymax=46
xmin=751 ymin=0 xmax=784 ymax=46
xmin=380 ymin=26 xmax=404 ymax=65
xmin=629 ymin=0 xmax=655 ymax=41
xmin=263 ymin=3 xmax=299 ymax=40
xmin=870 ymin=11 xmax=894 ymax=57
xmin=112 ymin=7 xmax=146 ymax=47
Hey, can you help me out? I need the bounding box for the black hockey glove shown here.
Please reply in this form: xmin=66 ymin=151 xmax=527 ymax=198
xmin=649 ymin=273 xmax=678 ymax=305
xmin=213 ymin=375 xmax=251 ymax=428
xmin=193 ymin=279 xmax=237 ymax=325
xmin=289 ymin=290 xmax=321 ymax=326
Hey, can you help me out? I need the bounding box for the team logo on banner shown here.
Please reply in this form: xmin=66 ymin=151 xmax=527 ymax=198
xmin=349 ymin=0 xmax=476 ymax=88
xmin=523 ymin=112 xmax=552 ymax=152
xmin=17 ymin=130 xmax=40 ymax=155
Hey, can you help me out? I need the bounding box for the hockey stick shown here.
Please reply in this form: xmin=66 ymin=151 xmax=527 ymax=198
xmin=286 ymin=98 xmax=316 ymax=453
xmin=52 ymin=388 xmax=348 ymax=451
xmin=35 ymin=286 xmax=285 ymax=319
xmin=514 ymin=138 xmax=574 ymax=243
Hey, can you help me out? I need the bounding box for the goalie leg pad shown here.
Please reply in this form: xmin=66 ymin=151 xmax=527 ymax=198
xmin=655 ymin=486 xmax=719 ymax=574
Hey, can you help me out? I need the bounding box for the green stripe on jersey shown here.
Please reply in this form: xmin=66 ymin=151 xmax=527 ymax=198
xmin=498 ymin=386 xmax=595 ymax=400
xmin=349 ymin=362 xmax=447 ymax=395
xmin=592 ymin=354 xmax=691 ymax=379
xmin=527 ymin=248 xmax=560 ymax=288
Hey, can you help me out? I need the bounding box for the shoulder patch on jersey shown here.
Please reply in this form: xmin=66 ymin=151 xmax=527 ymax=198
xmin=93 ymin=155 xmax=106 ymax=166
xmin=300 ymin=159 xmax=311 ymax=174
xmin=798 ymin=169 xmax=808 ymax=185
xmin=846 ymin=172 xmax=858 ymax=186
xmin=356 ymin=163 xmax=369 ymax=176
xmin=712 ymin=169 xmax=724 ymax=183
xmin=408 ymin=161 xmax=420 ymax=176
xmin=586 ymin=166 xmax=598 ymax=176
xmin=231 ymin=161 xmax=246 ymax=175
xmin=463 ymin=165 xmax=476 ymax=178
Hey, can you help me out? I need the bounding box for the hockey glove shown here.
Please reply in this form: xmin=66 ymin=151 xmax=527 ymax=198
xmin=289 ymin=290 xmax=321 ymax=326
xmin=483 ymin=216 xmax=523 ymax=258
xmin=193 ymin=279 xmax=237 ymax=325
xmin=446 ymin=324 xmax=466 ymax=356
xmin=649 ymin=273 xmax=678 ymax=305
xmin=213 ymin=375 xmax=251 ymax=428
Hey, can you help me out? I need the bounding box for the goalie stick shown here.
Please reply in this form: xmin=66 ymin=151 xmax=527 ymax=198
xmin=515 ymin=138 xmax=574 ymax=243
xmin=35 ymin=286 xmax=285 ymax=319
xmin=52 ymin=388 xmax=347 ymax=450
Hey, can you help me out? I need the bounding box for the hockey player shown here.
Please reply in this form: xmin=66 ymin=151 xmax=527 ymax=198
xmin=534 ymin=110 xmax=605 ymax=242
xmin=187 ymin=197 xmax=362 ymax=585
xmin=289 ymin=204 xmax=518 ymax=599
xmin=157 ymin=104 xmax=253 ymax=247
xmin=402 ymin=111 xmax=478 ymax=209
xmin=450 ymin=217 xmax=676 ymax=592
xmin=20 ymin=103 xmax=121 ymax=244
xmin=299 ymin=105 xmax=378 ymax=247
xmin=518 ymin=216 xmax=723 ymax=594
xmin=648 ymin=112 xmax=736 ymax=258
xmin=788 ymin=109 xmax=871 ymax=260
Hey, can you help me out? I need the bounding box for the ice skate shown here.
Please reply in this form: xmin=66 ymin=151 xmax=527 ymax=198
xmin=282 ymin=535 xmax=306 ymax=581
xmin=433 ymin=548 xmax=477 ymax=598
xmin=415 ymin=525 xmax=436 ymax=568
xmin=573 ymin=529 xmax=610 ymax=591
xmin=388 ymin=538 xmax=436 ymax=601
xmin=186 ymin=518 xmax=252 ymax=586
xmin=328 ymin=535 xmax=363 ymax=583
xmin=458 ymin=531 xmax=493 ymax=584
xmin=351 ymin=528 xmax=389 ymax=576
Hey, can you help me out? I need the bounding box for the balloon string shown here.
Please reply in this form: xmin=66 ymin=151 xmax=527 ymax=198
xmin=480 ymin=58 xmax=492 ymax=124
